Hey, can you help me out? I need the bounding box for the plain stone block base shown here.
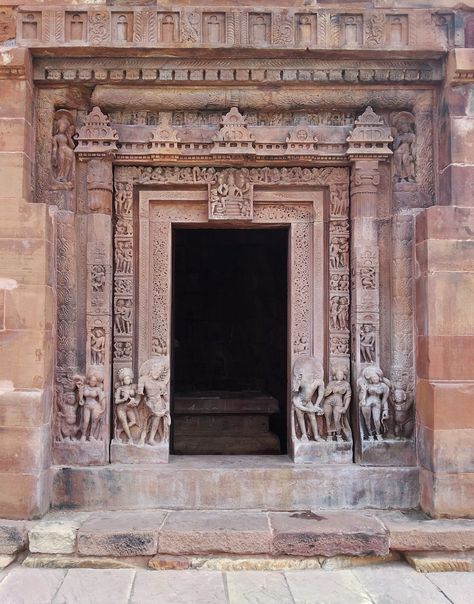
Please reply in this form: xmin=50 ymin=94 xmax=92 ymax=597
xmin=293 ymin=440 xmax=352 ymax=464
xmin=359 ymin=439 xmax=416 ymax=466
xmin=110 ymin=441 xmax=169 ymax=464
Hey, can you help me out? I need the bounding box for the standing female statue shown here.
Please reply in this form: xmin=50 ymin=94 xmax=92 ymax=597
xmin=79 ymin=371 xmax=106 ymax=442
xmin=358 ymin=365 xmax=390 ymax=441
xmin=323 ymin=364 xmax=352 ymax=442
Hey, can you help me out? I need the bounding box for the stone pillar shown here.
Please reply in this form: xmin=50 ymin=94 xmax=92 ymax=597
xmin=416 ymin=49 xmax=474 ymax=517
xmin=0 ymin=49 xmax=53 ymax=518
xmin=346 ymin=107 xmax=393 ymax=464
xmin=73 ymin=108 xmax=117 ymax=464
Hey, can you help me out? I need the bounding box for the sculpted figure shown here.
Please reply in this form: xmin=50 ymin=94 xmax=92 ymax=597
xmin=323 ymin=364 xmax=352 ymax=442
xmin=90 ymin=326 xmax=105 ymax=365
xmin=360 ymin=324 xmax=376 ymax=363
xmin=57 ymin=376 xmax=83 ymax=441
xmin=292 ymin=356 xmax=324 ymax=442
xmin=137 ymin=358 xmax=171 ymax=445
xmin=79 ymin=371 xmax=106 ymax=442
xmin=392 ymin=388 xmax=414 ymax=439
xmin=358 ymin=365 xmax=390 ymax=441
xmin=51 ymin=112 xmax=75 ymax=186
xmin=392 ymin=112 xmax=416 ymax=183
xmin=114 ymin=368 xmax=139 ymax=443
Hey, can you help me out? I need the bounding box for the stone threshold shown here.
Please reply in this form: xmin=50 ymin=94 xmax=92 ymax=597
xmin=50 ymin=457 xmax=420 ymax=511
xmin=1 ymin=510 xmax=474 ymax=573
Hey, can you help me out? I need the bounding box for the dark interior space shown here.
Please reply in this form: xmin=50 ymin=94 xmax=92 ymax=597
xmin=172 ymin=227 xmax=288 ymax=454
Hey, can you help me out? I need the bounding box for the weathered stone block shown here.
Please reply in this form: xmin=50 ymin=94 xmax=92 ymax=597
xmin=405 ymin=551 xmax=474 ymax=572
xmin=0 ymin=388 xmax=52 ymax=429
xmin=416 ymin=206 xmax=474 ymax=243
xmin=270 ymin=511 xmax=389 ymax=557
xmin=420 ymin=468 xmax=474 ymax=518
xmin=0 ymin=329 xmax=54 ymax=390
xmin=0 ymin=153 xmax=32 ymax=199
xmin=439 ymin=164 xmax=474 ymax=207
xmin=450 ymin=117 xmax=474 ymax=164
xmin=0 ymin=425 xmax=51 ymax=473
xmin=0 ymin=118 xmax=34 ymax=157
xmin=385 ymin=514 xmax=474 ymax=551
xmin=0 ymin=520 xmax=28 ymax=554
xmin=77 ymin=511 xmax=166 ymax=556
xmin=417 ymin=335 xmax=474 ymax=381
xmin=416 ymin=380 xmax=474 ymax=431
xmin=0 ymin=471 xmax=50 ymax=520
xmin=417 ymin=424 xmax=474 ymax=474
xmin=4 ymin=285 xmax=54 ymax=331
xmin=159 ymin=511 xmax=272 ymax=555
xmin=29 ymin=520 xmax=79 ymax=554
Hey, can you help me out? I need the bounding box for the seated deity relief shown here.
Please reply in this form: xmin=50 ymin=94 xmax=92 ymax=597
xmin=292 ymin=356 xmax=352 ymax=444
xmin=113 ymin=358 xmax=171 ymax=447
xmin=358 ymin=364 xmax=413 ymax=441
xmin=56 ymin=371 xmax=106 ymax=443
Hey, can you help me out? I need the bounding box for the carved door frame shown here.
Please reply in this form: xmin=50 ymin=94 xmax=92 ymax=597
xmin=112 ymin=166 xmax=350 ymax=462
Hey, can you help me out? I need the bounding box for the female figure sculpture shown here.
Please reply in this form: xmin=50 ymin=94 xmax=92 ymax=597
xmin=114 ymin=368 xmax=139 ymax=444
xmin=392 ymin=112 xmax=416 ymax=183
xmin=358 ymin=365 xmax=390 ymax=441
xmin=51 ymin=112 xmax=75 ymax=187
xmin=79 ymin=371 xmax=106 ymax=442
xmin=323 ymin=364 xmax=352 ymax=442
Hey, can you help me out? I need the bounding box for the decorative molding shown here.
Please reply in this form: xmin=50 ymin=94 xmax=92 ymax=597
xmin=17 ymin=6 xmax=459 ymax=52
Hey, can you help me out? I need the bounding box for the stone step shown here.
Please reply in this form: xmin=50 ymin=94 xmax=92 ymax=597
xmin=50 ymin=456 xmax=419 ymax=511
xmin=3 ymin=510 xmax=474 ymax=564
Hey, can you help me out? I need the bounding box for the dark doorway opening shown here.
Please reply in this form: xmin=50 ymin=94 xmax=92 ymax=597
xmin=172 ymin=227 xmax=288 ymax=455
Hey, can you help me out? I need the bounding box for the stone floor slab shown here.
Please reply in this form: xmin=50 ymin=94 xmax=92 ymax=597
xmin=77 ymin=510 xmax=167 ymax=557
xmin=285 ymin=569 xmax=373 ymax=604
xmin=130 ymin=569 xmax=227 ymax=604
xmin=428 ymin=572 xmax=474 ymax=604
xmin=352 ymin=563 xmax=450 ymax=604
xmin=53 ymin=568 xmax=135 ymax=604
xmin=0 ymin=568 xmax=66 ymax=604
xmin=0 ymin=555 xmax=15 ymax=570
xmin=270 ymin=511 xmax=389 ymax=557
xmin=159 ymin=511 xmax=271 ymax=555
xmin=227 ymin=570 xmax=293 ymax=604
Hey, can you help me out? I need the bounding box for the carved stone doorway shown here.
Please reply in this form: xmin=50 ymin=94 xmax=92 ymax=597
xmin=110 ymin=165 xmax=351 ymax=464
xmin=172 ymin=227 xmax=288 ymax=455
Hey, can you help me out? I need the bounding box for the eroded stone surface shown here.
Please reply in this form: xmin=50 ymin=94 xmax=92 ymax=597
xmin=29 ymin=520 xmax=79 ymax=554
xmin=0 ymin=520 xmax=28 ymax=554
xmin=77 ymin=511 xmax=167 ymax=556
xmin=385 ymin=514 xmax=474 ymax=551
xmin=270 ymin=511 xmax=389 ymax=557
xmin=159 ymin=511 xmax=272 ymax=555
xmin=54 ymin=568 xmax=134 ymax=604
xmin=404 ymin=552 xmax=474 ymax=572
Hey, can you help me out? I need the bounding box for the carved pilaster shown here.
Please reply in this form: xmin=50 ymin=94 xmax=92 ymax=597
xmin=69 ymin=107 xmax=117 ymax=463
xmin=346 ymin=107 xmax=394 ymax=464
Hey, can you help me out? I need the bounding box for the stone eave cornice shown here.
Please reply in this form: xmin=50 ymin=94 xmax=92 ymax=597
xmin=33 ymin=56 xmax=444 ymax=85
xmin=14 ymin=5 xmax=462 ymax=53
xmin=446 ymin=48 xmax=474 ymax=83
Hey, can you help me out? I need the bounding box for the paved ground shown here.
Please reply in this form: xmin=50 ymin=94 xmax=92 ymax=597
xmin=0 ymin=562 xmax=472 ymax=604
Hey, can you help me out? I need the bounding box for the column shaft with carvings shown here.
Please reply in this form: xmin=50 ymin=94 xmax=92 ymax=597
xmin=346 ymin=107 xmax=393 ymax=464
xmin=73 ymin=108 xmax=118 ymax=464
